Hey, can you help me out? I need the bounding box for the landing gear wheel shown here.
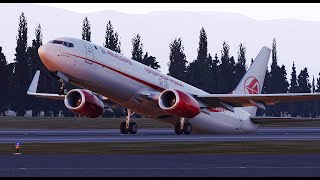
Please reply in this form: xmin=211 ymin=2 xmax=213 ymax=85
xmin=120 ymin=122 xmax=128 ymax=134
xmin=183 ymin=122 xmax=192 ymax=135
xmin=58 ymin=79 xmax=68 ymax=95
xmin=128 ymin=122 xmax=138 ymax=134
xmin=174 ymin=123 xmax=183 ymax=135
xmin=63 ymin=88 xmax=68 ymax=95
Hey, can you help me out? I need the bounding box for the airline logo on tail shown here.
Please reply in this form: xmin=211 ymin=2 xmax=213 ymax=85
xmin=244 ymin=76 xmax=260 ymax=94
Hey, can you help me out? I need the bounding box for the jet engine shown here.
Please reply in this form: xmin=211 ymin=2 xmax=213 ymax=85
xmin=158 ymin=89 xmax=201 ymax=118
xmin=64 ymin=89 xmax=104 ymax=118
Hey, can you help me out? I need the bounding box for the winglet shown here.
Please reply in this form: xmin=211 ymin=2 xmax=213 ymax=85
xmin=27 ymin=70 xmax=40 ymax=94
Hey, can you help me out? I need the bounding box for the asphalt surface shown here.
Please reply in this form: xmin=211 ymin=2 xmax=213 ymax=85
xmin=1 ymin=128 xmax=320 ymax=143
xmin=2 ymin=154 xmax=320 ymax=176
xmin=1 ymin=128 xmax=320 ymax=176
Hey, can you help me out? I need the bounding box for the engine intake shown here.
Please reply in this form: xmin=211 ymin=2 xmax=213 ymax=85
xmin=158 ymin=89 xmax=200 ymax=118
xmin=64 ymin=89 xmax=104 ymax=118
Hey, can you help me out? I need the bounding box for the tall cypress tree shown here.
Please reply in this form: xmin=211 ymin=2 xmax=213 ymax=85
xmin=217 ymin=41 xmax=235 ymax=93
xmin=234 ymin=43 xmax=247 ymax=87
xmin=268 ymin=38 xmax=289 ymax=116
xmin=185 ymin=27 xmax=211 ymax=92
xmin=104 ymin=20 xmax=121 ymax=53
xmin=131 ymin=34 xmax=144 ymax=63
xmin=297 ymin=68 xmax=312 ymax=117
xmin=279 ymin=65 xmax=289 ymax=115
xmin=289 ymin=62 xmax=298 ymax=117
xmin=208 ymin=53 xmax=219 ymax=93
xmin=82 ymin=17 xmax=91 ymax=42
xmin=10 ymin=12 xmax=29 ymax=116
xmin=27 ymin=24 xmax=43 ymax=116
xmin=0 ymin=46 xmax=8 ymax=116
xmin=168 ymin=37 xmax=187 ymax=82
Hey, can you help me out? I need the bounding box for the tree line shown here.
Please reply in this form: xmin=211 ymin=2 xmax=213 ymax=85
xmin=0 ymin=12 xmax=319 ymax=118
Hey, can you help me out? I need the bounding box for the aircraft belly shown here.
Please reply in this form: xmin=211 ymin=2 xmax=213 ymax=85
xmin=190 ymin=111 xmax=244 ymax=134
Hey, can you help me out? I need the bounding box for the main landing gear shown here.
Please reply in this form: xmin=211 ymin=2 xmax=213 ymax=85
xmin=58 ymin=79 xmax=68 ymax=95
xmin=120 ymin=109 xmax=138 ymax=134
xmin=174 ymin=117 xmax=192 ymax=135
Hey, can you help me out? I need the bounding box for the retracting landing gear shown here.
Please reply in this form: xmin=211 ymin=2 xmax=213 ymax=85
xmin=58 ymin=79 xmax=68 ymax=95
xmin=120 ymin=109 xmax=138 ymax=134
xmin=174 ymin=117 xmax=192 ymax=135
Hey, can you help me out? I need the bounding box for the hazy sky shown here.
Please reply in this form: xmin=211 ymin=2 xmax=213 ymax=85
xmin=36 ymin=3 xmax=320 ymax=21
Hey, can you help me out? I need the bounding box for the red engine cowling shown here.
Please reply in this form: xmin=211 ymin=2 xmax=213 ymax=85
xmin=158 ymin=89 xmax=200 ymax=118
xmin=64 ymin=89 xmax=104 ymax=118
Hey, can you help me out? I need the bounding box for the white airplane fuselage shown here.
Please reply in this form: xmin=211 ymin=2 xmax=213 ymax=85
xmin=38 ymin=37 xmax=259 ymax=134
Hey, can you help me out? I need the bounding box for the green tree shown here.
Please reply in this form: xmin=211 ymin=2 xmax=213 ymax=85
xmin=234 ymin=43 xmax=247 ymax=87
xmin=82 ymin=17 xmax=91 ymax=42
xmin=0 ymin=46 xmax=8 ymax=116
xmin=185 ymin=27 xmax=211 ymax=92
xmin=217 ymin=41 xmax=235 ymax=93
xmin=131 ymin=34 xmax=144 ymax=63
xmin=104 ymin=20 xmax=121 ymax=53
xmin=10 ymin=12 xmax=29 ymax=116
xmin=208 ymin=53 xmax=219 ymax=93
xmin=289 ymin=62 xmax=298 ymax=117
xmin=143 ymin=52 xmax=160 ymax=70
xmin=167 ymin=37 xmax=187 ymax=82
xmin=297 ymin=68 xmax=312 ymax=117
xmin=268 ymin=38 xmax=289 ymax=116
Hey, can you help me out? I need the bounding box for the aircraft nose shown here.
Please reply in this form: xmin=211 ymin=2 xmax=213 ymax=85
xmin=38 ymin=45 xmax=57 ymax=72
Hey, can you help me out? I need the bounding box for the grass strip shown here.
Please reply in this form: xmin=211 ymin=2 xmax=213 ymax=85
xmin=2 ymin=140 xmax=320 ymax=155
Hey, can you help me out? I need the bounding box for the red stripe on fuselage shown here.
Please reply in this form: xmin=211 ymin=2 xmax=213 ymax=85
xmin=62 ymin=52 xmax=165 ymax=92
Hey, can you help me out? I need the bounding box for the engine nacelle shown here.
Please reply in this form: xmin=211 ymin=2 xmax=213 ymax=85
xmin=64 ymin=89 xmax=104 ymax=118
xmin=158 ymin=89 xmax=201 ymax=118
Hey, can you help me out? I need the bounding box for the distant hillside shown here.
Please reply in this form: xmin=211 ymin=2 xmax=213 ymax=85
xmin=1 ymin=3 xmax=320 ymax=79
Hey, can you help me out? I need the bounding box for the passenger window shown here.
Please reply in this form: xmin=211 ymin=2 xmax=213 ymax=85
xmin=100 ymin=47 xmax=106 ymax=54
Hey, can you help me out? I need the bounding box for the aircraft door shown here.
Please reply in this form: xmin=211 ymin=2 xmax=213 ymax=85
xmin=83 ymin=42 xmax=94 ymax=64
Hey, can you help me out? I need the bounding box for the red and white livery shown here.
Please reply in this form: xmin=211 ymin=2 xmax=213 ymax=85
xmin=27 ymin=37 xmax=320 ymax=135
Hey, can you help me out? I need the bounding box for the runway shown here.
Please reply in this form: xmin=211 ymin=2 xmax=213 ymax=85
xmin=0 ymin=128 xmax=320 ymax=143
xmin=1 ymin=128 xmax=320 ymax=176
xmin=2 ymin=154 xmax=320 ymax=176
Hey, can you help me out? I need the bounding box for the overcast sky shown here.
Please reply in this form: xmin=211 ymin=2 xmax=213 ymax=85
xmin=35 ymin=3 xmax=320 ymax=21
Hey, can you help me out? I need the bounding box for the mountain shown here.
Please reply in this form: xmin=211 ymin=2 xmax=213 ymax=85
xmin=0 ymin=3 xmax=319 ymax=80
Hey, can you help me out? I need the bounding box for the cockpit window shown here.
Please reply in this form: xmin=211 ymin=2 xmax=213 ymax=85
xmin=63 ymin=42 xmax=74 ymax=48
xmin=49 ymin=40 xmax=74 ymax=48
xmin=51 ymin=40 xmax=63 ymax=44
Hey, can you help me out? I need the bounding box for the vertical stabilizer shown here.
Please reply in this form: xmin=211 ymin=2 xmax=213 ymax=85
xmin=232 ymin=46 xmax=271 ymax=115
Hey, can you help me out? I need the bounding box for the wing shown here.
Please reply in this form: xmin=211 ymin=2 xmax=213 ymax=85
xmin=27 ymin=70 xmax=118 ymax=112
xmin=197 ymin=93 xmax=320 ymax=111
xmin=27 ymin=70 xmax=66 ymax=100
xmin=251 ymin=116 xmax=320 ymax=124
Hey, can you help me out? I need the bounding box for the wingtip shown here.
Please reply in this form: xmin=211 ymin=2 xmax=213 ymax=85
xmin=262 ymin=46 xmax=271 ymax=51
xmin=27 ymin=70 xmax=40 ymax=94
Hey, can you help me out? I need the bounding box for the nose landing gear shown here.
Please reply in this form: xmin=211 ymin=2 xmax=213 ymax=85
xmin=58 ymin=79 xmax=68 ymax=95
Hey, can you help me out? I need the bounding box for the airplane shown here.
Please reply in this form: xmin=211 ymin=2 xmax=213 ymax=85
xmin=27 ymin=37 xmax=320 ymax=135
